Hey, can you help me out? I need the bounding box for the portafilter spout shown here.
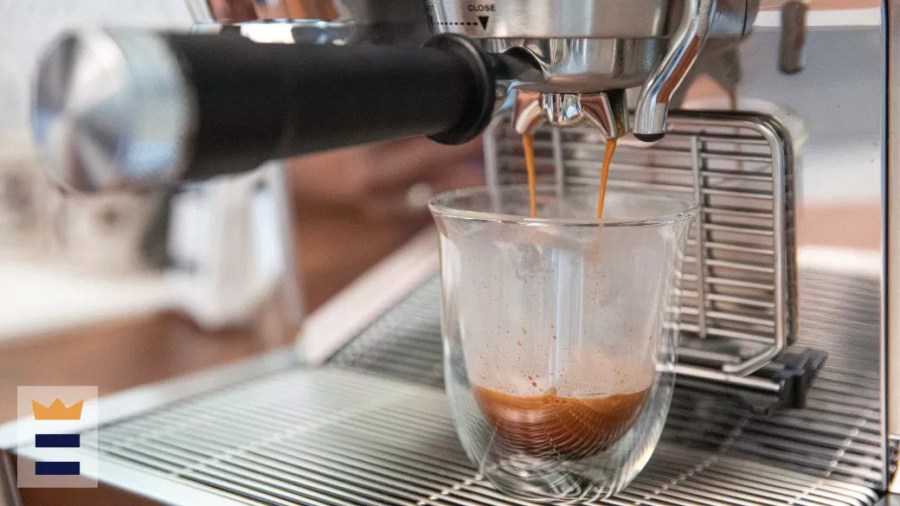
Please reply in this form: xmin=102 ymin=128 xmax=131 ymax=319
xmin=513 ymin=91 xmax=629 ymax=138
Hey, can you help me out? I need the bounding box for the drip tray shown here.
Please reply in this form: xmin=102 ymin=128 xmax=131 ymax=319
xmin=86 ymin=368 xmax=878 ymax=506
xmin=17 ymin=263 xmax=885 ymax=505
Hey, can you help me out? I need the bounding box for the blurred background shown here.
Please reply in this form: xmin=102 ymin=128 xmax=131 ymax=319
xmin=0 ymin=0 xmax=483 ymax=424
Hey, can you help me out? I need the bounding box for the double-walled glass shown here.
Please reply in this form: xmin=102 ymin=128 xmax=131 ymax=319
xmin=429 ymin=186 xmax=697 ymax=502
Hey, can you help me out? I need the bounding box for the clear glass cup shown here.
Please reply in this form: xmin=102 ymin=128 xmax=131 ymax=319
xmin=429 ymin=185 xmax=697 ymax=502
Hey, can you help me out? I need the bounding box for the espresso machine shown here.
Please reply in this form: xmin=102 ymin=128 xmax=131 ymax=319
xmin=9 ymin=0 xmax=898 ymax=504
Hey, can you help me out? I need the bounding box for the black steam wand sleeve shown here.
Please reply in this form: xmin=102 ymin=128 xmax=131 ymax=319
xmin=163 ymin=33 xmax=498 ymax=180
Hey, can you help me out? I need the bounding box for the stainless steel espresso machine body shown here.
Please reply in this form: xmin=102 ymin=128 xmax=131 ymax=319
xmin=12 ymin=0 xmax=899 ymax=504
xmin=31 ymin=0 xmax=758 ymax=189
xmin=428 ymin=0 xmax=757 ymax=140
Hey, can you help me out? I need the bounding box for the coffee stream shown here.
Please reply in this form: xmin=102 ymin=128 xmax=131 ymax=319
xmin=475 ymin=135 xmax=646 ymax=459
xmin=522 ymin=134 xmax=539 ymax=218
xmin=521 ymin=135 xmax=619 ymax=219
xmin=597 ymin=138 xmax=618 ymax=219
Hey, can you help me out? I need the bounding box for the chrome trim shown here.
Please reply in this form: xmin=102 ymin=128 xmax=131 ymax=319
xmin=191 ymin=19 xmax=359 ymax=45
xmin=482 ymin=37 xmax=666 ymax=92
xmin=513 ymin=90 xmax=630 ymax=139
xmin=887 ymin=0 xmax=899 ymax=493
xmin=634 ymin=0 xmax=715 ymax=139
xmin=0 ymin=452 xmax=21 ymax=506
xmin=428 ymin=0 xmax=752 ymax=101
xmin=426 ymin=0 xmax=672 ymax=38
xmin=32 ymin=29 xmax=196 ymax=192
xmin=690 ymin=134 xmax=708 ymax=339
xmin=721 ymin=112 xmax=789 ymax=375
xmin=15 ymin=445 xmax=247 ymax=505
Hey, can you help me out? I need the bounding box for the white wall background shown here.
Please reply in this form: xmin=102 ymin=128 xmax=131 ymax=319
xmin=0 ymin=0 xmax=197 ymax=144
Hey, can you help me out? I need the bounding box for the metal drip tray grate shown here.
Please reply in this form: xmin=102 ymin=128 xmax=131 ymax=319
xmin=87 ymin=368 xmax=878 ymax=506
xmin=333 ymin=265 xmax=884 ymax=488
xmin=78 ymin=264 xmax=884 ymax=505
xmin=331 ymin=278 xmax=443 ymax=388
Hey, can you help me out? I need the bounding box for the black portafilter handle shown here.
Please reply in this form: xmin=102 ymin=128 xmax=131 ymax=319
xmin=169 ymin=33 xmax=497 ymax=180
xmin=31 ymin=29 xmax=502 ymax=191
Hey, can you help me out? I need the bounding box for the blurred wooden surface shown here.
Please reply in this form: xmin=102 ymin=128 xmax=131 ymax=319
xmin=0 ymin=311 xmax=278 ymax=423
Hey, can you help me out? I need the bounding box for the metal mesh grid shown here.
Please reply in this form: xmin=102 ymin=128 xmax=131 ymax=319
xmin=486 ymin=112 xmax=796 ymax=378
xmin=87 ymin=368 xmax=879 ymax=506
xmin=333 ymin=266 xmax=884 ymax=489
xmin=83 ymin=265 xmax=883 ymax=505
xmin=331 ymin=278 xmax=443 ymax=387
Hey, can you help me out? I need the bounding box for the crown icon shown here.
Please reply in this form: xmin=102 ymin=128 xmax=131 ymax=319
xmin=31 ymin=398 xmax=84 ymax=421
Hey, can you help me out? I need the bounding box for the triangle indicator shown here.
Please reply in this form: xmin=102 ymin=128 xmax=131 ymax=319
xmin=478 ymin=16 xmax=489 ymax=30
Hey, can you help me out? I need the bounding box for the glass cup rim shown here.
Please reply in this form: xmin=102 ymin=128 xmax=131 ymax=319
xmin=429 ymin=185 xmax=700 ymax=228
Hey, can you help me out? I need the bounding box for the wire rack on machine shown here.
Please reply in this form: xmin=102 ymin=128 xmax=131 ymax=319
xmin=483 ymin=111 xmax=819 ymax=406
xmin=82 ymin=265 xmax=883 ymax=506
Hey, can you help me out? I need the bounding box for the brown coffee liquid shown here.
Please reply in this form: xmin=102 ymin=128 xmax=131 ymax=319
xmin=472 ymin=384 xmax=649 ymax=458
xmin=523 ymin=134 xmax=538 ymax=218
xmin=596 ymin=138 xmax=618 ymax=219
xmin=522 ymin=135 xmax=618 ymax=219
